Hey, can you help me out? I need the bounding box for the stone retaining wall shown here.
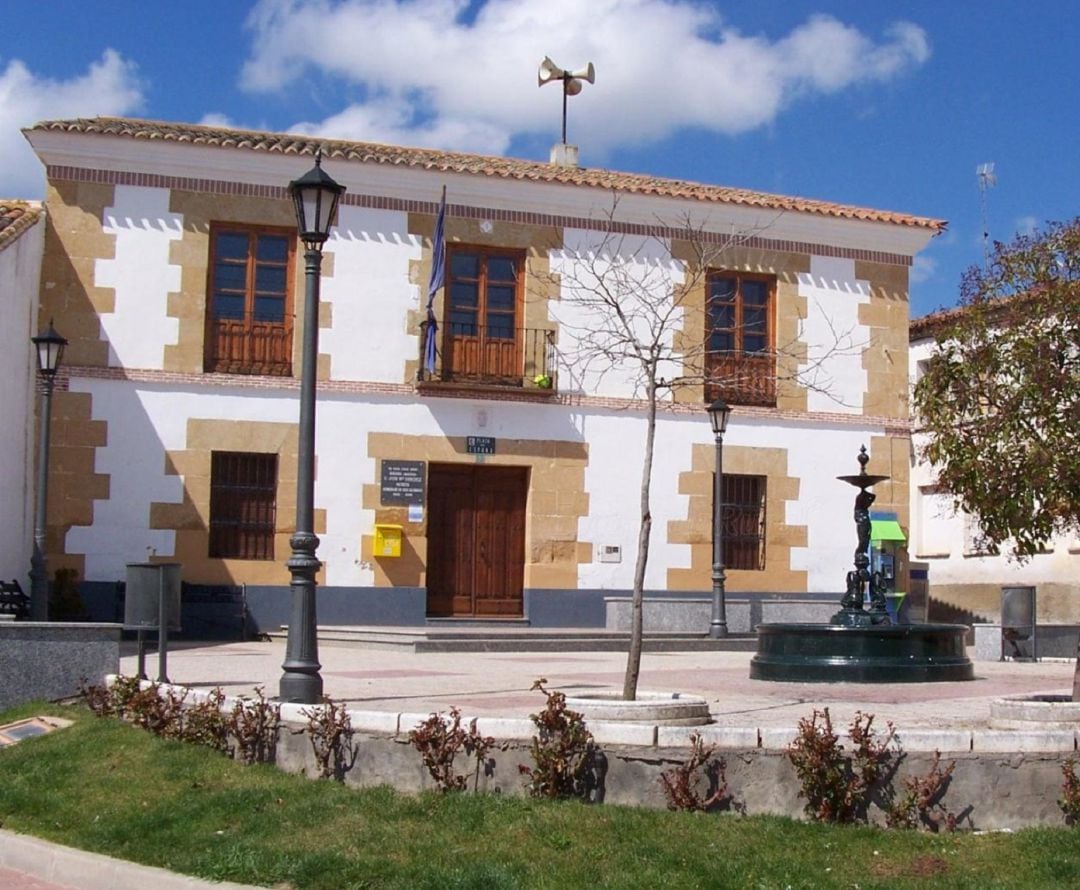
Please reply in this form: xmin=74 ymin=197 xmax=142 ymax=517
xmin=141 ymin=684 xmax=1078 ymax=830
xmin=0 ymin=623 xmax=121 ymax=711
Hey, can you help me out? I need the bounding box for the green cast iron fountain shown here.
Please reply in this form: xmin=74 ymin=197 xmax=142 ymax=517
xmin=749 ymin=447 xmax=975 ymax=683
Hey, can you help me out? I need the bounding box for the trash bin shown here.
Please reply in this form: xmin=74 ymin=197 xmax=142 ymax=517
xmin=1001 ymin=585 xmax=1036 ymax=661
xmin=124 ymin=563 xmax=181 ymax=631
xmin=124 ymin=563 xmax=181 ymax=682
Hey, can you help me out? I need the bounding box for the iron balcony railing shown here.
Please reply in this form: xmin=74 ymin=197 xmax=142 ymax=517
xmin=205 ymin=315 xmax=292 ymax=377
xmin=706 ymin=351 xmax=776 ymax=407
xmin=421 ymin=324 xmax=556 ymax=389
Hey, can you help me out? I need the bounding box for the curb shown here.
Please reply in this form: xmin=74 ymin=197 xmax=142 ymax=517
xmin=0 ymin=830 xmax=260 ymax=890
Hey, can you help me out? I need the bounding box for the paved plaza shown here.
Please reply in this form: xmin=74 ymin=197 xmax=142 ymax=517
xmin=122 ymin=635 xmax=1074 ymax=733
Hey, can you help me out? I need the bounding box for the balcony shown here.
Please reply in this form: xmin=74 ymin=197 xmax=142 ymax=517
xmin=419 ymin=324 xmax=556 ymax=391
xmin=205 ymin=316 xmax=292 ymax=376
xmin=705 ymin=352 xmax=776 ymax=407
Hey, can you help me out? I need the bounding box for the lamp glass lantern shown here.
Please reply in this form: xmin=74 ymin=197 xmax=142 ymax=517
xmin=32 ymin=321 xmax=67 ymax=378
xmin=707 ymin=397 xmax=731 ymax=435
xmin=289 ymin=153 xmax=345 ymax=248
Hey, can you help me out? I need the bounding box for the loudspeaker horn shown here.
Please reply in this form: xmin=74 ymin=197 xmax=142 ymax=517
xmin=538 ymin=56 xmax=565 ymax=87
xmin=569 ymin=62 xmax=595 ymax=85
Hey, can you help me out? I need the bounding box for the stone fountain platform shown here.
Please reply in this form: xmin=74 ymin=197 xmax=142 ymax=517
xmin=750 ymin=621 xmax=975 ymax=683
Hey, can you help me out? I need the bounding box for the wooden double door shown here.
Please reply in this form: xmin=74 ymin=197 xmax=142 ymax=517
xmin=426 ymin=464 xmax=527 ymax=617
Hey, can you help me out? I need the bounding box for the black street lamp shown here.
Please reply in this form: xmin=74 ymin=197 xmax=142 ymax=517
xmin=279 ymin=152 xmax=345 ymax=704
xmin=29 ymin=320 xmax=67 ymax=621
xmin=707 ymin=397 xmax=731 ymax=639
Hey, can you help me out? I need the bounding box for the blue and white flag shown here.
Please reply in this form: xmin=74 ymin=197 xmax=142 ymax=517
xmin=424 ymin=187 xmax=446 ymax=374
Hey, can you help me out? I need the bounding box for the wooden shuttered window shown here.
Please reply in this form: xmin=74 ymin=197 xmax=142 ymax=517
xmin=204 ymin=226 xmax=295 ymax=376
xmin=705 ymin=272 xmax=776 ymax=407
xmin=209 ymin=452 xmax=278 ymax=560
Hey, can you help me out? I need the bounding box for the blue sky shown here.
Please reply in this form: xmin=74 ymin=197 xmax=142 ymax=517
xmin=5 ymin=0 xmax=1079 ymax=318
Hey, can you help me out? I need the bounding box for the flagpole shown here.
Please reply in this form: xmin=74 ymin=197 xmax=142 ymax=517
xmin=422 ymin=186 xmax=447 ymax=381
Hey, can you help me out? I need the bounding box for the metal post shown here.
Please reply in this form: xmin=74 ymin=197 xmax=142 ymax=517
xmin=709 ymin=428 xmax=728 ymax=638
xmin=280 ymin=247 xmax=324 ymax=703
xmin=29 ymin=376 xmax=55 ymax=621
xmin=156 ymin=566 xmax=170 ymax=683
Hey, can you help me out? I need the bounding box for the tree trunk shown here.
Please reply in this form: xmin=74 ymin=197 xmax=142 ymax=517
xmin=623 ymin=380 xmax=658 ymax=701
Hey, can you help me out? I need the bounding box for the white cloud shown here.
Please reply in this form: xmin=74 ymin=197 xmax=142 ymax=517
xmin=0 ymin=50 xmax=144 ymax=198
xmin=910 ymin=254 xmax=937 ymax=284
xmin=1014 ymin=215 xmax=1038 ymax=236
xmin=241 ymin=0 xmax=930 ymax=155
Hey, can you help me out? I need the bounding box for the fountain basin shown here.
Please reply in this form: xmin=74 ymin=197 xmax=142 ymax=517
xmin=750 ymin=622 xmax=975 ymax=683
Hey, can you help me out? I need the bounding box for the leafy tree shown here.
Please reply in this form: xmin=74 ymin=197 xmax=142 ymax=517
xmin=913 ymin=218 xmax=1080 ymax=558
xmin=913 ymin=218 xmax=1080 ymax=698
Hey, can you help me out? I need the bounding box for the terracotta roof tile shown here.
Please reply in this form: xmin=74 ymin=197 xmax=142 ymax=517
xmin=0 ymin=200 xmax=43 ymax=252
xmin=27 ymin=117 xmax=946 ymax=232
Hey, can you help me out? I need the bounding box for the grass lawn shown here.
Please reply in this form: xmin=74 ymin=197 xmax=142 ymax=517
xmin=1 ymin=700 xmax=1079 ymax=889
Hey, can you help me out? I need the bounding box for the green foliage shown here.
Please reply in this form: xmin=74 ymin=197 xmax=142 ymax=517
xmin=6 ymin=705 xmax=1080 ymax=888
xmin=519 ymin=678 xmax=600 ymax=801
xmin=658 ymin=731 xmax=733 ymax=812
xmin=409 ymin=706 xmax=498 ymax=793
xmin=913 ymin=217 xmax=1080 ymax=558
xmin=786 ymin=708 xmax=898 ymax=824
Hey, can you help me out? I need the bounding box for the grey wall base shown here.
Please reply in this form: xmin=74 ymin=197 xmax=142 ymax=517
xmin=267 ymin=709 xmax=1070 ymax=830
xmin=974 ymin=623 xmax=1080 ymax=661
xmin=77 ymin=582 xmax=844 ymax=636
xmin=0 ymin=623 xmax=121 ymax=712
xmin=605 ymin=596 xmax=839 ymax=634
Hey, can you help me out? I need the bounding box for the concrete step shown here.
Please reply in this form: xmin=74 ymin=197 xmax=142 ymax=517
xmin=269 ymin=625 xmax=758 ymax=653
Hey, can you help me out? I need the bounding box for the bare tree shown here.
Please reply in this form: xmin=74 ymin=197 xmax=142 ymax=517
xmin=542 ymin=206 xmax=861 ymax=700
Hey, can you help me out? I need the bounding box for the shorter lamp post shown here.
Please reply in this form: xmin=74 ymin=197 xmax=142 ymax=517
xmin=279 ymin=152 xmax=345 ymax=704
xmin=29 ymin=320 xmax=67 ymax=621
xmin=707 ymin=397 xmax=731 ymax=639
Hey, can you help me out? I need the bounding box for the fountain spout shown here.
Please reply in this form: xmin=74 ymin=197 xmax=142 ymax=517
xmin=833 ymin=446 xmax=891 ymax=627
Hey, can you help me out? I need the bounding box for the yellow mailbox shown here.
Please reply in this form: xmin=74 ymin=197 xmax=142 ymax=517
xmin=373 ymin=523 xmax=403 ymax=558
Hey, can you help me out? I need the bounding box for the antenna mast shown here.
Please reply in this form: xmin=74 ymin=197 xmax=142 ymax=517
xmin=976 ymin=162 xmax=997 ymax=271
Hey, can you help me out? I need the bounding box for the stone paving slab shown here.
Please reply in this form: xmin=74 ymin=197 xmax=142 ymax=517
xmin=120 ymin=636 xmax=1077 ymax=740
xmin=0 ymin=830 xmax=259 ymax=890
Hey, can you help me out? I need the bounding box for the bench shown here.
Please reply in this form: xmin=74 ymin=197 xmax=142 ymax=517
xmin=0 ymin=580 xmax=30 ymax=619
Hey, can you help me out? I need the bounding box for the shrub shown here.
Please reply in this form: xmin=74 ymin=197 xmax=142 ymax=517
xmin=658 ymin=732 xmax=732 ymax=812
xmin=302 ymin=696 xmax=354 ymax=781
xmin=409 ymin=707 xmax=497 ymax=793
xmin=786 ymin=708 xmax=897 ymax=823
xmin=1060 ymin=758 xmax=1080 ymax=826
xmin=519 ymin=678 xmax=600 ymax=801
xmin=230 ymin=686 xmax=281 ymax=765
xmin=886 ymin=750 xmax=958 ymax=832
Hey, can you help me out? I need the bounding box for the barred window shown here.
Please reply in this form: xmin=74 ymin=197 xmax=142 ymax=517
xmin=209 ymin=452 xmax=278 ymax=560
xmin=717 ymin=474 xmax=766 ymax=570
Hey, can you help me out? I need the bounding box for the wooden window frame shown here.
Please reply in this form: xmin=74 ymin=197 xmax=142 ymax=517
xmin=204 ymin=224 xmax=296 ymax=376
xmin=208 ymin=452 xmax=278 ymax=561
xmin=705 ymin=271 xmax=777 ymax=407
xmin=440 ymin=245 xmax=526 ymax=382
xmin=716 ymin=473 xmax=767 ymax=571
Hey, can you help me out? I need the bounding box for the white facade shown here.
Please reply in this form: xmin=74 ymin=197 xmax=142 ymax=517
xmin=23 ymin=118 xmax=939 ymax=629
xmin=0 ymin=205 xmax=44 ymax=583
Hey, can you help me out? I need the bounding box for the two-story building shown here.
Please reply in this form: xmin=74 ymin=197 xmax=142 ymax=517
xmin=21 ymin=116 xmax=942 ymax=633
xmin=0 ymin=201 xmax=45 ymax=584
